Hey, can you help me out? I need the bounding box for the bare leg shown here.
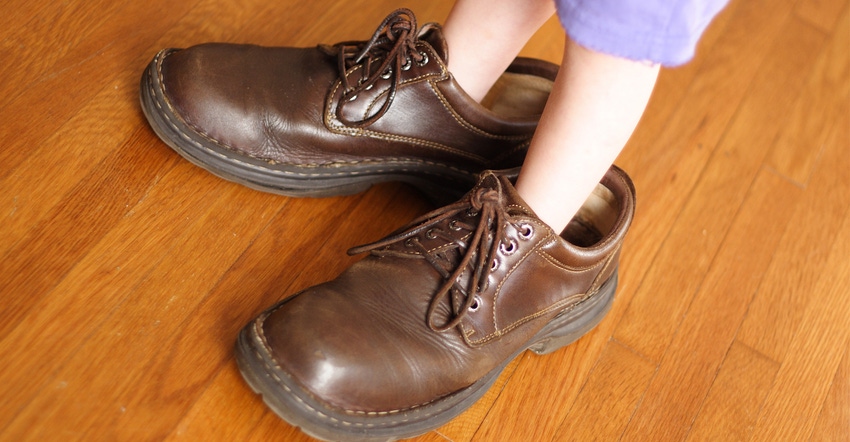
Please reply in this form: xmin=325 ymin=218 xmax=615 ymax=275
xmin=443 ymin=1 xmax=659 ymax=233
xmin=443 ymin=0 xmax=555 ymax=103
xmin=515 ymin=39 xmax=659 ymax=232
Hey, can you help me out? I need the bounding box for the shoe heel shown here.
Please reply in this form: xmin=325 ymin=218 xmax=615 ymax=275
xmin=528 ymin=272 xmax=617 ymax=355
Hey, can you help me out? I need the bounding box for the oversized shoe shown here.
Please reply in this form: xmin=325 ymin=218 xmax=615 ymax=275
xmin=140 ymin=9 xmax=558 ymax=200
xmin=235 ymin=165 xmax=636 ymax=441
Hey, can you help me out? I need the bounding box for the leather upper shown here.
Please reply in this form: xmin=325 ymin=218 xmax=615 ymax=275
xmin=156 ymin=19 xmax=557 ymax=173
xmin=255 ymin=167 xmax=635 ymax=414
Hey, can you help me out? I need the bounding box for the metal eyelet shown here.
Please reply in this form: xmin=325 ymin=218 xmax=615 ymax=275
xmin=448 ymin=219 xmax=463 ymax=231
xmin=518 ymin=223 xmax=534 ymax=240
xmin=404 ymin=238 xmax=416 ymax=247
xmin=490 ymin=258 xmax=499 ymax=271
xmin=468 ymin=296 xmax=482 ymax=312
xmin=417 ymin=51 xmax=429 ymax=66
xmin=348 ymin=94 xmax=358 ymax=102
xmin=466 ymin=209 xmax=479 ymax=218
xmin=381 ymin=68 xmax=393 ymax=79
xmin=425 ymin=229 xmax=437 ymax=239
xmin=401 ymin=57 xmax=412 ymax=71
xmin=500 ymin=239 xmax=517 ymax=255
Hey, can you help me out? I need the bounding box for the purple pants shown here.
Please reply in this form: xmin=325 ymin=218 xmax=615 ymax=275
xmin=555 ymin=0 xmax=730 ymax=66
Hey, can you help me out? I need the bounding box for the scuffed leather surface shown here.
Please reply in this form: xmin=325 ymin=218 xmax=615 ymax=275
xmin=156 ymin=25 xmax=556 ymax=172
xmin=257 ymin=167 xmax=635 ymax=414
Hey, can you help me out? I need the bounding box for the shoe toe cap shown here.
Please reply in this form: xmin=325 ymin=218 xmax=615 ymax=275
xmin=157 ymin=43 xmax=335 ymax=160
xmin=256 ymin=271 xmax=483 ymax=414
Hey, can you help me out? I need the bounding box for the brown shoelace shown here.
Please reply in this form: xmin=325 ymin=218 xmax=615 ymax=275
xmin=333 ymin=8 xmax=430 ymax=128
xmin=349 ymin=181 xmax=527 ymax=332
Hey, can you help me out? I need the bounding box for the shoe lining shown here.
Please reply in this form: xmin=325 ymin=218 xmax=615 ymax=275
xmin=563 ymin=184 xmax=619 ymax=248
xmin=481 ymin=72 xmax=553 ymax=119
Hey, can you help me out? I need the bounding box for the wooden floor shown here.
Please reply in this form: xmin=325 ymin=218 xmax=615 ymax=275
xmin=2 ymin=0 xmax=848 ymax=440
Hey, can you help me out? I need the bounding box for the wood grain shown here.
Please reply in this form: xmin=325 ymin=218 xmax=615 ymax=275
xmin=1 ymin=0 xmax=848 ymax=440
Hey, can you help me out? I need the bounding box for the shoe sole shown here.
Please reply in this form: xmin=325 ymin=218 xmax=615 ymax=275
xmin=139 ymin=49 xmax=502 ymax=202
xmin=234 ymin=271 xmax=618 ymax=442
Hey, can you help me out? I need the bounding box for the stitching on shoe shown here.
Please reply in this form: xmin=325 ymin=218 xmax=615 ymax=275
xmin=535 ymin=249 xmax=607 ymax=272
xmin=252 ymin=304 xmax=466 ymax=423
xmin=465 ymin=289 xmax=587 ymax=345
xmin=353 ymin=39 xmax=516 ymax=148
xmin=427 ymin=77 xmax=529 ymax=143
xmin=488 ymin=139 xmax=532 ymax=166
xmin=325 ymin=72 xmax=488 ymax=163
xmin=150 ymin=50 xmax=476 ymax=179
xmin=586 ymin=245 xmax=620 ymax=295
xmin=490 ymin=229 xmax=553 ymax=330
xmin=324 ymin=44 xmax=527 ymax=153
xmin=465 ymin=235 xmax=612 ymax=345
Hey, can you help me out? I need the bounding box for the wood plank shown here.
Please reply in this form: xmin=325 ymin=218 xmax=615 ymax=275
xmin=0 ymin=160 xmax=261 ymax=431
xmin=164 ymin=186 xmax=430 ymax=439
xmin=102 ymin=194 xmax=384 ymax=441
xmin=0 ymin=84 xmax=153 ymax=257
xmin=1 ymin=177 xmax=285 ymax=440
xmin=620 ymin=168 xmax=802 ymax=440
xmin=809 ymin=343 xmax=850 ymax=441
xmin=737 ymin=87 xmax=850 ymax=362
xmin=166 ymin=361 xmax=298 ymax=441
xmin=0 ymin=0 xmax=198 ymax=178
xmin=0 ymin=0 xmax=144 ymax=107
xmin=749 ymin=210 xmax=850 ymax=441
xmin=795 ymin=0 xmax=848 ymax=32
xmin=0 ymin=130 xmax=178 ymax=338
xmin=469 ymin=320 xmax=622 ymax=441
xmin=686 ymin=342 xmax=779 ymax=441
xmin=433 ymin=358 xmax=522 ymax=441
xmin=765 ymin=6 xmax=850 ymax=185
xmin=0 ymin=0 xmax=312 ymax=338
xmin=553 ymin=340 xmax=656 ymax=441
xmin=614 ymin=14 xmax=827 ymax=363
xmin=0 ymin=0 xmax=284 ymax=261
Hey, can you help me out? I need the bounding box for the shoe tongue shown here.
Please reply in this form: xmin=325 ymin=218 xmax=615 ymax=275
xmin=476 ymin=171 xmax=538 ymax=219
xmin=417 ymin=23 xmax=449 ymax=64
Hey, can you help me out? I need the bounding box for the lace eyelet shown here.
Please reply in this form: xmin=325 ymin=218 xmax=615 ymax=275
xmin=348 ymin=94 xmax=358 ymax=102
xmin=468 ymin=296 xmax=482 ymax=312
xmin=500 ymin=239 xmax=517 ymax=255
xmin=466 ymin=209 xmax=479 ymax=218
xmin=404 ymin=238 xmax=416 ymax=248
xmin=448 ymin=219 xmax=462 ymax=231
xmin=381 ymin=68 xmax=393 ymax=79
xmin=417 ymin=51 xmax=429 ymax=66
xmin=518 ymin=223 xmax=534 ymax=240
xmin=425 ymin=229 xmax=437 ymax=239
xmin=490 ymin=258 xmax=499 ymax=271
xmin=401 ymin=58 xmax=412 ymax=71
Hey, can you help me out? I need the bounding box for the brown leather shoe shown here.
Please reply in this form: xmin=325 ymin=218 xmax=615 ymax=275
xmin=235 ymin=166 xmax=636 ymax=441
xmin=140 ymin=9 xmax=557 ymax=200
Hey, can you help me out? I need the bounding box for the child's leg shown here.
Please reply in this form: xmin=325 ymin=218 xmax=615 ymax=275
xmin=516 ymin=38 xmax=658 ymax=232
xmin=443 ymin=0 xmax=659 ymax=233
xmin=443 ymin=0 xmax=555 ymax=103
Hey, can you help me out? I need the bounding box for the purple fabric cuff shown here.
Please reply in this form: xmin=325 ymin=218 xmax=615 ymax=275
xmin=555 ymin=0 xmax=730 ymax=66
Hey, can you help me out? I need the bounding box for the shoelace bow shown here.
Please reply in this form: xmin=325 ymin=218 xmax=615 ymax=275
xmin=349 ymin=185 xmax=512 ymax=332
xmin=333 ymin=8 xmax=429 ymax=128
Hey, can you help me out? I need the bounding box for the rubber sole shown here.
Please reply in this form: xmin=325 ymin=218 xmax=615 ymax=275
xmin=138 ymin=49 xmax=498 ymax=203
xmin=234 ymin=272 xmax=618 ymax=441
